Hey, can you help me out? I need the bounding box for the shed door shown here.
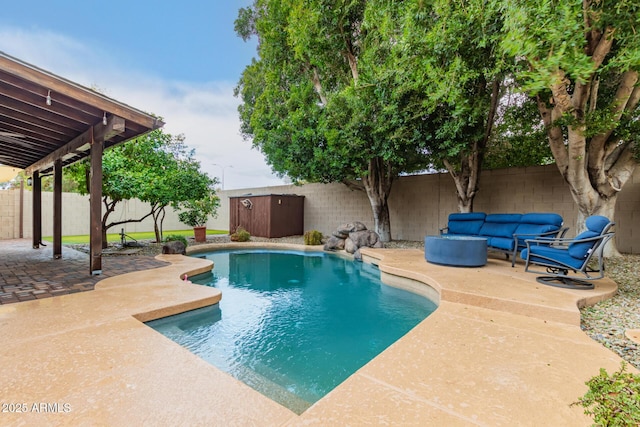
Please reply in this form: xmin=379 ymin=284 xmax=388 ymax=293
xmin=237 ymin=200 xmax=253 ymax=233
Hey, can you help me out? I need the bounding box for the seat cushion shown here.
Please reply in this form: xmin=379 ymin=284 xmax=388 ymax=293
xmin=489 ymin=236 xmax=516 ymax=251
xmin=522 ymin=245 xmax=585 ymax=270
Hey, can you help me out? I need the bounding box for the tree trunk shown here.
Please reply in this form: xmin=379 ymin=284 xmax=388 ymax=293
xmin=443 ymin=156 xmax=478 ymax=214
xmin=538 ymin=69 xmax=639 ymax=257
xmin=365 ymin=190 xmax=392 ymax=242
xmin=573 ymin=187 xmax=620 ymax=258
xmin=344 ymin=158 xmax=394 ymax=242
xmin=152 ymin=204 xmax=167 ymax=243
xmin=101 ymin=197 xmax=118 ymax=249
xmin=442 ymin=78 xmax=499 ymax=214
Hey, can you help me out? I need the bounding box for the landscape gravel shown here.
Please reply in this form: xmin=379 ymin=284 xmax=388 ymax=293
xmin=95 ymin=235 xmax=640 ymax=370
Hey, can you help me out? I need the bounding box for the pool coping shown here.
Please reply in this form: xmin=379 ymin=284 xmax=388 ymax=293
xmin=0 ymin=243 xmax=634 ymax=426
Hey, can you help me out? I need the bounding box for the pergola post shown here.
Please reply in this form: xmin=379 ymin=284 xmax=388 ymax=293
xmin=53 ymin=158 xmax=63 ymax=259
xmin=31 ymin=171 xmax=42 ymax=249
xmin=89 ymin=129 xmax=103 ymax=275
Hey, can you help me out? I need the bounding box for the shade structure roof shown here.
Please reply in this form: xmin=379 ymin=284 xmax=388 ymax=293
xmin=0 ymin=51 xmax=164 ymax=175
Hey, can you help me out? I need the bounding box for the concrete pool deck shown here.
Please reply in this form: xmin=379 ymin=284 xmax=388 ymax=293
xmin=0 ymin=241 xmax=634 ymax=426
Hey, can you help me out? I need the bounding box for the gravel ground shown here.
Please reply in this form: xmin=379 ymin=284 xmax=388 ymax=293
xmin=81 ymin=235 xmax=640 ymax=369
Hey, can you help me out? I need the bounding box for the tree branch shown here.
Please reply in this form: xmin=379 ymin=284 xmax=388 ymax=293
xmin=604 ymin=146 xmax=637 ymax=193
xmin=537 ymin=95 xmax=568 ymax=173
xmin=311 ymin=66 xmax=328 ymax=106
xmin=588 ymin=70 xmax=639 ymax=169
xmin=342 ymin=179 xmax=365 ymax=192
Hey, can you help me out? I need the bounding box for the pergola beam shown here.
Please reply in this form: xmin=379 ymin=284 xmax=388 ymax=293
xmin=1 ymin=52 xmax=163 ymax=273
xmin=0 ymin=54 xmax=160 ymax=130
xmin=25 ymin=115 xmax=125 ymax=175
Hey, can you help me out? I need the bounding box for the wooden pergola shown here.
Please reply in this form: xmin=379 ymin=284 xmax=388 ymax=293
xmin=0 ymin=51 xmax=163 ymax=274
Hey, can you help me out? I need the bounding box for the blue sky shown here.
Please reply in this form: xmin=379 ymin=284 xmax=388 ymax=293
xmin=0 ymin=1 xmax=287 ymax=189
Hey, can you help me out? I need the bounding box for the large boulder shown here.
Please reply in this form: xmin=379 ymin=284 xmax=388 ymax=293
xmin=323 ymin=236 xmax=345 ymax=251
xmin=337 ymin=221 xmax=367 ymax=235
xmin=325 ymin=222 xmax=381 ymax=260
xmin=332 ymin=230 xmax=349 ymax=239
xmin=348 ymin=230 xmax=382 ymax=249
xmin=344 ymin=237 xmax=358 ymax=254
xmin=162 ymin=240 xmax=186 ymax=255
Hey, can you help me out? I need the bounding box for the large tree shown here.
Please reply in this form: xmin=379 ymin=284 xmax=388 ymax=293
xmin=394 ymin=0 xmax=510 ymax=212
xmin=502 ymin=0 xmax=640 ymax=254
xmin=235 ymin=0 xmax=430 ymax=241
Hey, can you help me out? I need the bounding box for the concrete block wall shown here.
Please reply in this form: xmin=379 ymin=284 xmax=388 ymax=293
xmin=213 ymin=164 xmax=640 ymax=254
xmin=1 ymin=164 xmax=639 ymax=253
xmin=0 ymin=189 xmax=16 ymax=239
xmin=3 ymin=191 xmax=189 ymax=239
xmin=616 ymin=169 xmax=640 ymax=254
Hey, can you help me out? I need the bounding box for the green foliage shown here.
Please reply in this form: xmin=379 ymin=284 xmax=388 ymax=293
xmin=573 ymin=363 xmax=640 ymax=426
xmin=43 ymin=229 xmax=227 ymax=245
xmin=230 ymin=226 xmax=251 ymax=242
xmin=164 ymin=234 xmax=188 ymax=248
xmin=177 ymin=194 xmax=221 ymax=228
xmin=66 ymin=128 xmax=217 ymax=242
xmin=485 ymin=89 xmax=554 ymax=169
xmin=499 ymin=0 xmax=640 ymax=233
xmin=303 ymin=230 xmax=323 ymax=245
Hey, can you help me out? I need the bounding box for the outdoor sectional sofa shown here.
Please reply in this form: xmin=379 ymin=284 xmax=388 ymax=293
xmin=439 ymin=212 xmax=567 ymax=266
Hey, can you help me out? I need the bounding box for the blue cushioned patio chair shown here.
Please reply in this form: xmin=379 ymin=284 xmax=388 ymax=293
xmin=520 ymin=216 xmax=615 ymax=290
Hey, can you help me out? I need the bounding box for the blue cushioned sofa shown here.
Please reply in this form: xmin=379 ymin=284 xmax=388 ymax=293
xmin=440 ymin=212 xmax=567 ymax=266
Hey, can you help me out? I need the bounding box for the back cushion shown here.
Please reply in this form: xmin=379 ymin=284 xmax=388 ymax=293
xmin=568 ymin=230 xmax=599 ymax=259
xmin=520 ymin=213 xmax=563 ymax=227
xmin=586 ymin=215 xmax=610 ymax=234
xmin=479 ymin=214 xmax=522 ymax=238
xmin=514 ymin=223 xmax=558 ymax=237
xmin=448 ymin=213 xmax=486 ymax=235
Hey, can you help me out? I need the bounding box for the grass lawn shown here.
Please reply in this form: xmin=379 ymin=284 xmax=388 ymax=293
xmin=42 ymin=229 xmax=228 ymax=245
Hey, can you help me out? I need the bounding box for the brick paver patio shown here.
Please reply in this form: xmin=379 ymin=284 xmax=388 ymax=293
xmin=0 ymin=240 xmax=168 ymax=304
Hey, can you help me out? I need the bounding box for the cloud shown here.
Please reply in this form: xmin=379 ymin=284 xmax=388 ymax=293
xmin=0 ymin=26 xmax=286 ymax=190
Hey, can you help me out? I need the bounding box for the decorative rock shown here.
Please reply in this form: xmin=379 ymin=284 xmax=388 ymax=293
xmin=337 ymin=221 xmax=367 ymax=235
xmin=323 ymin=236 xmax=345 ymax=251
xmin=325 ymin=222 xmax=382 ymax=261
xmin=162 ymin=241 xmax=186 ymax=255
xmin=349 ymin=230 xmax=381 ymax=249
xmin=344 ymin=238 xmax=358 ymax=254
xmin=332 ymin=230 xmax=349 ymax=239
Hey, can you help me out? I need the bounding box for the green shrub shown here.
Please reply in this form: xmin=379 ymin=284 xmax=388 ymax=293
xmin=304 ymin=230 xmax=323 ymax=245
xmin=164 ymin=234 xmax=188 ymax=248
xmin=573 ymin=362 xmax=640 ymax=426
xmin=230 ymin=226 xmax=251 ymax=242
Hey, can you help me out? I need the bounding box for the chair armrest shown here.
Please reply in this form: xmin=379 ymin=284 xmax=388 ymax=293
xmin=558 ymin=227 xmax=569 ymax=238
xmin=523 ymin=233 xmax=613 ymax=250
xmin=514 ymin=228 xmax=566 ymax=241
xmin=439 ymin=227 xmax=449 ymax=235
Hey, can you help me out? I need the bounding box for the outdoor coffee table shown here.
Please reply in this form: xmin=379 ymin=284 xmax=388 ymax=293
xmin=424 ymin=235 xmax=488 ymax=267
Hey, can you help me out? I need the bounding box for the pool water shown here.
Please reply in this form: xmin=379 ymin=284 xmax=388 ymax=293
xmin=146 ymin=250 xmax=437 ymax=414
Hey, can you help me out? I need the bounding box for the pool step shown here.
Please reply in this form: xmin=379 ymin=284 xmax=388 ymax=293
xmin=233 ymin=363 xmax=313 ymax=415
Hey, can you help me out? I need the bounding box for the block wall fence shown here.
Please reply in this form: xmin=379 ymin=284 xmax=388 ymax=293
xmin=1 ymin=164 xmax=638 ymax=253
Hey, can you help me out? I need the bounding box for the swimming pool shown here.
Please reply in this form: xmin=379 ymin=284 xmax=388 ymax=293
xmin=146 ymin=249 xmax=437 ymax=414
